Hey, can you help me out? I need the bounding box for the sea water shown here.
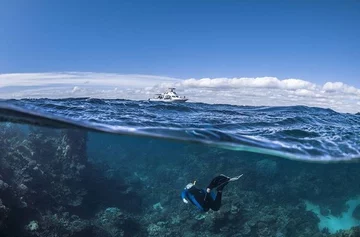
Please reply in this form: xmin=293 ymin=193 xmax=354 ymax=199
xmin=0 ymin=98 xmax=360 ymax=237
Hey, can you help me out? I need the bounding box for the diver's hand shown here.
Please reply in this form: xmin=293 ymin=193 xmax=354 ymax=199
xmin=204 ymin=188 xmax=211 ymax=201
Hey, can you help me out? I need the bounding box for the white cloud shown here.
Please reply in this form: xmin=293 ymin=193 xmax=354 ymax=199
xmin=178 ymin=77 xmax=316 ymax=90
xmin=293 ymin=89 xmax=316 ymax=97
xmin=0 ymin=72 xmax=178 ymax=88
xmin=322 ymin=82 xmax=360 ymax=95
xmin=281 ymin=79 xmax=316 ymax=90
xmin=0 ymin=72 xmax=359 ymax=113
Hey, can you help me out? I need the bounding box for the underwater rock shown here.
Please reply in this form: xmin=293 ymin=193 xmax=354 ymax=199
xmin=352 ymin=204 xmax=360 ymax=220
xmin=19 ymin=197 xmax=27 ymax=208
xmin=330 ymin=226 xmax=360 ymax=237
xmin=98 ymin=207 xmax=123 ymax=221
xmin=256 ymin=159 xmax=278 ymax=178
xmin=17 ymin=183 xmax=28 ymax=195
xmin=0 ymin=198 xmax=8 ymax=222
xmin=275 ymin=232 xmax=285 ymax=237
xmin=26 ymin=220 xmax=39 ymax=231
xmin=0 ymin=126 xmax=98 ymax=236
xmin=242 ymin=223 xmax=252 ymax=235
xmin=147 ymin=223 xmax=164 ymax=236
xmin=0 ymin=180 xmax=9 ymax=190
xmin=37 ymin=212 xmax=91 ymax=237
xmin=256 ymin=221 xmax=272 ymax=236
xmin=93 ymin=207 xmax=142 ymax=237
xmin=152 ymin=202 xmax=164 ymax=212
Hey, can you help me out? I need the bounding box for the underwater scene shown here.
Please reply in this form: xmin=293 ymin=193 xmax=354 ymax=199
xmin=1 ymin=98 xmax=360 ymax=237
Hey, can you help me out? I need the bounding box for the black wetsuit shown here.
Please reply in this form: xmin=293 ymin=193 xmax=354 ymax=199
xmin=181 ymin=186 xmax=222 ymax=212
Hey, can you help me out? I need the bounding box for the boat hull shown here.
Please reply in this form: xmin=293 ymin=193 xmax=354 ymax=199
xmin=148 ymin=98 xmax=188 ymax=102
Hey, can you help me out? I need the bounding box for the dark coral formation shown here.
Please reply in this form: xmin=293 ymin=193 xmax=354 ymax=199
xmin=331 ymin=227 xmax=360 ymax=237
xmin=1 ymin=123 xmax=360 ymax=237
xmin=0 ymin=124 xmax=142 ymax=237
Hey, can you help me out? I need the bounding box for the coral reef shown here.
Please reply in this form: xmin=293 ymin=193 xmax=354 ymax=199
xmin=330 ymin=227 xmax=360 ymax=237
xmin=0 ymin=124 xmax=142 ymax=237
xmin=1 ymin=123 xmax=360 ymax=237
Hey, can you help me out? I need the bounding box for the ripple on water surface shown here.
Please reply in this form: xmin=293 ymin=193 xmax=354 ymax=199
xmin=0 ymin=98 xmax=360 ymax=162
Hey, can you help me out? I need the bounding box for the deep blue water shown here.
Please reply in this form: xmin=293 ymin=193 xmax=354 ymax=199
xmin=0 ymin=98 xmax=359 ymax=162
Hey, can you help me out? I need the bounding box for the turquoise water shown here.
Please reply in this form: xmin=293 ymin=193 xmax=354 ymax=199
xmin=0 ymin=99 xmax=360 ymax=236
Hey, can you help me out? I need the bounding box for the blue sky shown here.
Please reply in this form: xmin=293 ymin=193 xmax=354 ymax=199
xmin=1 ymin=0 xmax=359 ymax=87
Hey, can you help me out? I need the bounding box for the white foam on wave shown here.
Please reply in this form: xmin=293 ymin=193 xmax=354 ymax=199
xmin=305 ymin=196 xmax=360 ymax=233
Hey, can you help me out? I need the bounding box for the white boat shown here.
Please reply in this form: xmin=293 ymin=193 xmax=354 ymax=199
xmin=149 ymin=88 xmax=188 ymax=102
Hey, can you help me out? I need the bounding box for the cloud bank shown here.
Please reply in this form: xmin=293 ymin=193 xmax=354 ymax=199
xmin=0 ymin=72 xmax=359 ymax=113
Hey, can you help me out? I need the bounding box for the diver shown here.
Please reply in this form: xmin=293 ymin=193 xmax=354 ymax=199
xmin=181 ymin=174 xmax=243 ymax=212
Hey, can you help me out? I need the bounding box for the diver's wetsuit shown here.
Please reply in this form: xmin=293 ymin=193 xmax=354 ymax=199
xmin=182 ymin=175 xmax=242 ymax=212
xmin=181 ymin=186 xmax=222 ymax=212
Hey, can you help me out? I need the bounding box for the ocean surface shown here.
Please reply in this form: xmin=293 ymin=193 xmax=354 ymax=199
xmin=1 ymin=98 xmax=360 ymax=162
xmin=1 ymin=98 xmax=360 ymax=237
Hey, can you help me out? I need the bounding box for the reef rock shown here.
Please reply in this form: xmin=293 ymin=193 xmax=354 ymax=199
xmin=0 ymin=180 xmax=9 ymax=191
xmin=330 ymin=226 xmax=360 ymax=237
xmin=38 ymin=212 xmax=90 ymax=237
xmin=94 ymin=207 xmax=125 ymax=237
xmin=26 ymin=220 xmax=39 ymax=232
xmin=0 ymin=198 xmax=8 ymax=225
